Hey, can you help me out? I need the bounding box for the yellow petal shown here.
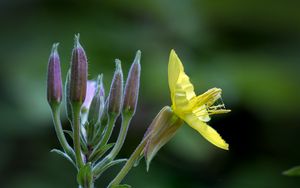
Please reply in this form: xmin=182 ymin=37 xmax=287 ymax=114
xmin=191 ymin=88 xmax=222 ymax=108
xmin=183 ymin=112 xmax=229 ymax=150
xmin=168 ymin=50 xmax=184 ymax=105
xmin=168 ymin=50 xmax=195 ymax=113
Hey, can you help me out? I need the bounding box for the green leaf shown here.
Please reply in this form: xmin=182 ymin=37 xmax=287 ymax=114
xmin=50 ymin=149 xmax=76 ymax=167
xmin=94 ymin=159 xmax=127 ymax=179
xmin=283 ymin=166 xmax=300 ymax=176
xmin=111 ymin=184 xmax=132 ymax=188
xmin=77 ymin=162 xmax=93 ymax=187
xmin=88 ymin=143 xmax=115 ymax=163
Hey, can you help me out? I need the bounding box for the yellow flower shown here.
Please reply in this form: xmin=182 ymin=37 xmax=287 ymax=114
xmin=168 ymin=50 xmax=230 ymax=150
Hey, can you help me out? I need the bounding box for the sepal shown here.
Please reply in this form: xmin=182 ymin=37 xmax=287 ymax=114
xmin=144 ymin=106 xmax=183 ymax=171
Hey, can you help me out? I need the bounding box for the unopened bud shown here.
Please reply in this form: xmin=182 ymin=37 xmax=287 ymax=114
xmin=123 ymin=50 xmax=141 ymax=115
xmin=144 ymin=106 xmax=183 ymax=171
xmin=88 ymin=75 xmax=105 ymax=125
xmin=69 ymin=34 xmax=88 ymax=104
xmin=107 ymin=59 xmax=123 ymax=116
xmin=47 ymin=43 xmax=63 ymax=107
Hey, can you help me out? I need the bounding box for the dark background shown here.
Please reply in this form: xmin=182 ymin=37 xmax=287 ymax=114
xmin=1 ymin=0 xmax=300 ymax=187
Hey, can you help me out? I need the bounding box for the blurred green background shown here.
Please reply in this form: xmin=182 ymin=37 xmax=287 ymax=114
xmin=1 ymin=0 xmax=300 ymax=187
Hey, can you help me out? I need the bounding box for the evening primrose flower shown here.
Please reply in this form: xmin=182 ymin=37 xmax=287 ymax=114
xmin=168 ymin=50 xmax=230 ymax=150
xmin=144 ymin=50 xmax=230 ymax=170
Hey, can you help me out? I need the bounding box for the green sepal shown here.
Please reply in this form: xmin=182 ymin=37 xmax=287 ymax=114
xmin=50 ymin=149 xmax=76 ymax=167
xmin=111 ymin=184 xmax=132 ymax=188
xmin=77 ymin=162 xmax=93 ymax=187
xmin=88 ymin=143 xmax=115 ymax=163
xmin=283 ymin=166 xmax=300 ymax=176
xmin=94 ymin=159 xmax=127 ymax=179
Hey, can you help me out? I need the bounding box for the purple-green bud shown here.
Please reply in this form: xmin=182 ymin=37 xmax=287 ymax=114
xmin=107 ymin=59 xmax=123 ymax=116
xmin=47 ymin=43 xmax=63 ymax=106
xmin=88 ymin=74 xmax=105 ymax=125
xmin=123 ymin=50 xmax=141 ymax=115
xmin=69 ymin=34 xmax=88 ymax=104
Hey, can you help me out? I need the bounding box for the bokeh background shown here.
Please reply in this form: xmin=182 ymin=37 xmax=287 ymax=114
xmin=1 ymin=0 xmax=300 ymax=187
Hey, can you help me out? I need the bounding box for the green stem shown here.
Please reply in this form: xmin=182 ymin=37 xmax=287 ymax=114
xmin=93 ymin=113 xmax=131 ymax=176
xmin=109 ymin=113 xmax=132 ymax=159
xmin=100 ymin=114 xmax=116 ymax=147
xmin=72 ymin=102 xmax=84 ymax=168
xmin=78 ymin=182 xmax=94 ymax=188
xmin=51 ymin=104 xmax=75 ymax=162
xmin=108 ymin=135 xmax=149 ymax=187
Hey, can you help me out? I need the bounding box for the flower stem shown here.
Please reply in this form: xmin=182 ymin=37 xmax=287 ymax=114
xmin=109 ymin=113 xmax=132 ymax=159
xmin=72 ymin=102 xmax=85 ymax=168
xmin=78 ymin=183 xmax=94 ymax=188
xmin=108 ymin=135 xmax=149 ymax=187
xmin=99 ymin=114 xmax=117 ymax=147
xmin=51 ymin=104 xmax=75 ymax=162
xmin=93 ymin=114 xmax=131 ymax=177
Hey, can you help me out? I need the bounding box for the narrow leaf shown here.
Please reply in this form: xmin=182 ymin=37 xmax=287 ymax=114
xmin=94 ymin=159 xmax=127 ymax=179
xmin=88 ymin=143 xmax=115 ymax=163
xmin=50 ymin=149 xmax=76 ymax=167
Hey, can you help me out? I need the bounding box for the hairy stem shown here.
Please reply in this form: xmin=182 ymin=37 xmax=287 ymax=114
xmin=51 ymin=104 xmax=75 ymax=162
xmin=72 ymin=102 xmax=84 ymax=168
xmin=93 ymin=114 xmax=131 ymax=177
xmin=108 ymin=135 xmax=149 ymax=187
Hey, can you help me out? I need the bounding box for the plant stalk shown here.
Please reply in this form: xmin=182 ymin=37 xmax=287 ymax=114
xmin=72 ymin=102 xmax=85 ymax=168
xmin=51 ymin=104 xmax=75 ymax=162
xmin=108 ymin=135 xmax=149 ymax=187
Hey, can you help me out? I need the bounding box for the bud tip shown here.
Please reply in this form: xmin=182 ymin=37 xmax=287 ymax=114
xmin=115 ymin=59 xmax=122 ymax=71
xmin=51 ymin=43 xmax=59 ymax=55
xmin=74 ymin=33 xmax=82 ymax=48
xmin=134 ymin=50 xmax=141 ymax=64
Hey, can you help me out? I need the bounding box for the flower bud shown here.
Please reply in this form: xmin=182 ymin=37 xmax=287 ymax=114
xmin=144 ymin=106 xmax=183 ymax=171
xmin=123 ymin=50 xmax=141 ymax=115
xmin=47 ymin=43 xmax=63 ymax=107
xmin=69 ymin=34 xmax=88 ymax=104
xmin=88 ymin=75 xmax=105 ymax=125
xmin=107 ymin=59 xmax=123 ymax=117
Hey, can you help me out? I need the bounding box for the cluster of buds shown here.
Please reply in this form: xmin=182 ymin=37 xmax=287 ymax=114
xmin=47 ymin=35 xmax=141 ymax=188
